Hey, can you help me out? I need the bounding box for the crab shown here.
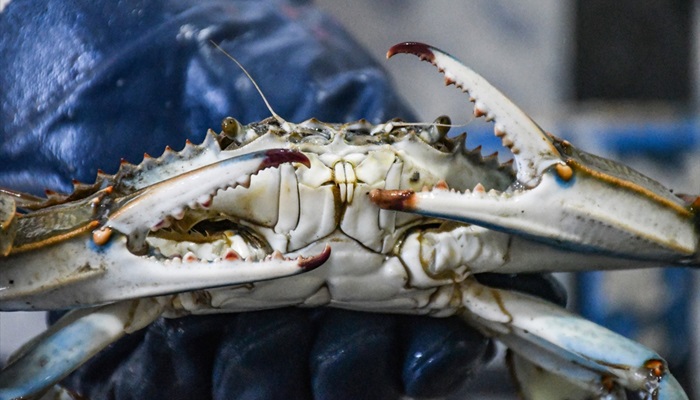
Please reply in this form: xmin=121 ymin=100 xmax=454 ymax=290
xmin=0 ymin=42 xmax=697 ymax=400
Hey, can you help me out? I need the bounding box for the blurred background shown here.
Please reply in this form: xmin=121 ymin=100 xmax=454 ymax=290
xmin=2 ymin=0 xmax=699 ymax=397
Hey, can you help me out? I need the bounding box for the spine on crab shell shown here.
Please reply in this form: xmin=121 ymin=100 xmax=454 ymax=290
xmin=443 ymin=131 xmax=467 ymax=157
xmin=448 ymin=130 xmax=515 ymax=179
xmin=20 ymin=131 xmax=231 ymax=210
xmin=445 ymin=132 xmax=516 ymax=187
xmin=109 ymin=130 xmax=227 ymax=193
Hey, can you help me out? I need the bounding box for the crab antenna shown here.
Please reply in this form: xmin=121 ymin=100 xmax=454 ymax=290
xmin=391 ymin=121 xmax=468 ymax=129
xmin=210 ymin=41 xmax=288 ymax=127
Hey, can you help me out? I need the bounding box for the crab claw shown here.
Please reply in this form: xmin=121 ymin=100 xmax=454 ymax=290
xmin=108 ymin=148 xmax=310 ymax=253
xmin=0 ymin=148 xmax=331 ymax=311
xmin=0 ymin=237 xmax=331 ymax=310
xmin=387 ymin=42 xmax=562 ymax=187
xmin=375 ymin=42 xmax=698 ymax=264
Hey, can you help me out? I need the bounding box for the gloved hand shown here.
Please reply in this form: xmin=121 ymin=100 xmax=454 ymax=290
xmin=0 ymin=1 xmax=565 ymax=398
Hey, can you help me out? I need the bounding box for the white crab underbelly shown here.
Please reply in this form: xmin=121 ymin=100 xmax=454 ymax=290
xmin=167 ymin=231 xmax=462 ymax=317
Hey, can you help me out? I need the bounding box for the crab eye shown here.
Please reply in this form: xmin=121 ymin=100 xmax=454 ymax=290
xmin=296 ymin=119 xmax=332 ymax=143
xmin=221 ymin=117 xmax=241 ymax=137
xmin=418 ymin=115 xmax=451 ymax=144
xmin=301 ymin=131 xmax=331 ymax=145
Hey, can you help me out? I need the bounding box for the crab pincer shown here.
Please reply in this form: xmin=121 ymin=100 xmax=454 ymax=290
xmin=107 ymin=148 xmax=311 ymax=252
xmin=375 ymin=42 xmax=698 ymax=264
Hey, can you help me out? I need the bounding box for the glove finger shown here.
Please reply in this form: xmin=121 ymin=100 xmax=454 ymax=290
xmin=310 ymin=309 xmax=401 ymax=400
xmin=59 ymin=324 xmax=147 ymax=399
xmin=213 ymin=308 xmax=313 ymax=400
xmin=110 ymin=315 xmax=227 ymax=400
xmin=399 ymin=315 xmax=493 ymax=398
xmin=59 ymin=314 xmax=229 ymax=399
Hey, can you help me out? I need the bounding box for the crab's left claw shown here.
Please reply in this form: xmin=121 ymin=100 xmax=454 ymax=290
xmin=374 ymin=42 xmax=698 ymax=265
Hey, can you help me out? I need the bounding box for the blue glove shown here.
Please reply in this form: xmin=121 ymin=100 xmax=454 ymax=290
xmin=1 ymin=1 xmax=565 ymax=398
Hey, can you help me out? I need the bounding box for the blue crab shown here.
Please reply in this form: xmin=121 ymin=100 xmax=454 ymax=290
xmin=0 ymin=42 xmax=697 ymax=399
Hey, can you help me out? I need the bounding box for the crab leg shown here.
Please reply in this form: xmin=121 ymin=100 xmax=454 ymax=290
xmin=0 ymin=299 xmax=163 ymax=400
xmin=461 ymin=279 xmax=688 ymax=399
xmin=375 ymin=42 xmax=699 ymax=264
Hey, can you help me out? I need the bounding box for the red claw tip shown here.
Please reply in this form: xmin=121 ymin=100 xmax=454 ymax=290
xmin=263 ymin=149 xmax=311 ymax=169
xmin=368 ymin=189 xmax=416 ymax=211
xmin=298 ymin=244 xmax=331 ymax=271
xmin=386 ymin=42 xmax=435 ymax=61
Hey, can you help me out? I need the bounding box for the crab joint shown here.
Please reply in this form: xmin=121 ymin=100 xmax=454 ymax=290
xmin=555 ymin=163 xmax=573 ymax=181
xmin=601 ymin=375 xmax=616 ymax=392
xmin=368 ymin=189 xmax=415 ymax=211
xmin=644 ymin=359 xmax=666 ymax=378
xmin=92 ymin=227 xmax=113 ymax=246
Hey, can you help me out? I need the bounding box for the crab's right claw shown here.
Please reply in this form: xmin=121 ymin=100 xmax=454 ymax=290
xmin=375 ymin=42 xmax=698 ymax=265
xmin=0 ymin=148 xmax=330 ymax=311
xmin=107 ymin=148 xmax=310 ymax=253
